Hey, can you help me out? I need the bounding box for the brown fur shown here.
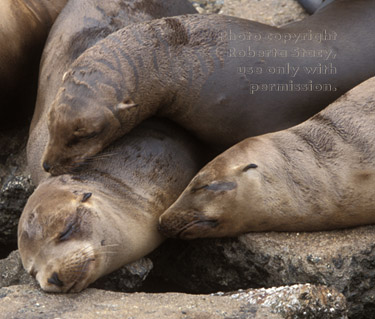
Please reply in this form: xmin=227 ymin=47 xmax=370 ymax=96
xmin=22 ymin=0 xmax=200 ymax=293
xmin=42 ymin=0 xmax=375 ymax=175
xmin=26 ymin=0 xmax=197 ymax=183
xmin=158 ymin=77 xmax=375 ymax=239
xmin=0 ymin=0 xmax=68 ymax=127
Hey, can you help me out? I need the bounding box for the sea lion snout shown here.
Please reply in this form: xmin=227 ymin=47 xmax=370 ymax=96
xmin=36 ymin=245 xmax=98 ymax=293
xmin=42 ymin=161 xmax=51 ymax=173
xmin=159 ymin=209 xmax=218 ymax=239
xmin=41 ymin=157 xmax=79 ymax=176
xmin=47 ymin=272 xmax=64 ymax=287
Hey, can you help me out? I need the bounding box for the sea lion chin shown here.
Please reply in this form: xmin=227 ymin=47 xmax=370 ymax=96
xmin=159 ymin=77 xmax=375 ymax=239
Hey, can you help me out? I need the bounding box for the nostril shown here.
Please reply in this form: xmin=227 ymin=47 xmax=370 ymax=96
xmin=47 ymin=272 xmax=64 ymax=287
xmin=43 ymin=161 xmax=51 ymax=172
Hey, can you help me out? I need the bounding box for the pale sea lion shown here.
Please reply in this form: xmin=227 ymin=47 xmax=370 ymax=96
xmin=27 ymin=0 xmax=197 ymax=184
xmin=0 ymin=0 xmax=68 ymax=128
xmin=158 ymin=77 xmax=375 ymax=239
xmin=19 ymin=119 xmax=206 ymax=293
xmin=41 ymin=0 xmax=375 ymax=176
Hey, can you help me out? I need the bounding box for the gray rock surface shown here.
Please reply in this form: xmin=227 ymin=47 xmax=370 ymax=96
xmin=190 ymin=0 xmax=224 ymax=14
xmin=150 ymin=226 xmax=375 ymax=318
xmin=0 ymin=251 xmax=35 ymax=288
xmin=0 ymin=283 xmax=346 ymax=319
xmin=220 ymin=0 xmax=308 ymax=26
xmin=191 ymin=0 xmax=308 ymax=25
xmin=0 ymin=128 xmax=34 ymax=252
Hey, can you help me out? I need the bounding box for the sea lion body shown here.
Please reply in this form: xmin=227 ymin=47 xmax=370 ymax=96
xmin=0 ymin=0 xmax=68 ymax=127
xmin=158 ymin=77 xmax=375 ymax=239
xmin=27 ymin=0 xmax=196 ymax=183
xmin=19 ymin=119 xmax=205 ymax=293
xmin=42 ymin=0 xmax=375 ymax=175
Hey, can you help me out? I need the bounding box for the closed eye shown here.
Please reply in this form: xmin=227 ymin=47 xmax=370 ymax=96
xmin=81 ymin=131 xmax=99 ymax=140
xmin=58 ymin=222 xmax=77 ymax=241
xmin=192 ymin=182 xmax=237 ymax=192
xmin=66 ymin=131 xmax=99 ymax=147
xmin=191 ymin=184 xmax=209 ymax=193
xmin=66 ymin=136 xmax=80 ymax=147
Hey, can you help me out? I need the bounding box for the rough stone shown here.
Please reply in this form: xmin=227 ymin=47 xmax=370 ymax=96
xmin=0 ymin=251 xmax=35 ymax=288
xmin=0 ymin=128 xmax=34 ymax=255
xmin=150 ymin=226 xmax=375 ymax=319
xmin=0 ymin=284 xmax=346 ymax=319
xmin=190 ymin=0 xmax=224 ymax=14
xmin=220 ymin=0 xmax=308 ymax=26
xmin=91 ymin=257 xmax=154 ymax=292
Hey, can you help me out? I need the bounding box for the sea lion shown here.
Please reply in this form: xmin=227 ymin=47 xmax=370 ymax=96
xmin=27 ymin=0 xmax=197 ymax=184
xmin=0 ymin=0 xmax=68 ymax=128
xmin=19 ymin=119 xmax=206 ymax=293
xmin=41 ymin=0 xmax=375 ymax=176
xmin=158 ymin=77 xmax=375 ymax=239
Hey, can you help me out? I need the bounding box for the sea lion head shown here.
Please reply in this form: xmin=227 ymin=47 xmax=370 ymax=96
xmin=159 ymin=142 xmax=264 ymax=239
xmin=18 ymin=176 xmax=131 ymax=293
xmin=42 ymin=64 xmax=138 ymax=176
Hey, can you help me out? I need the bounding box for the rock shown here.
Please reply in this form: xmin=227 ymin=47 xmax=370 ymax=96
xmin=190 ymin=0 xmax=224 ymax=14
xmin=220 ymin=0 xmax=308 ymax=26
xmin=0 ymin=128 xmax=34 ymax=255
xmin=0 ymin=250 xmax=154 ymax=293
xmin=0 ymin=283 xmax=346 ymax=319
xmin=150 ymin=226 xmax=375 ymax=318
xmin=91 ymin=257 xmax=154 ymax=292
xmin=0 ymin=251 xmax=35 ymax=288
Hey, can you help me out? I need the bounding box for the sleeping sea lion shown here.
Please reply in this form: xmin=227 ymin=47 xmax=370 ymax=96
xmin=26 ymin=0 xmax=197 ymax=183
xmin=19 ymin=119 xmax=206 ymax=293
xmin=41 ymin=0 xmax=375 ymax=175
xmin=158 ymin=77 xmax=375 ymax=239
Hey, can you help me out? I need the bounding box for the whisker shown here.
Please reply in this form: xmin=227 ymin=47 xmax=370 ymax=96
xmin=102 ymin=244 xmax=120 ymax=248
xmin=93 ymin=152 xmax=118 ymax=159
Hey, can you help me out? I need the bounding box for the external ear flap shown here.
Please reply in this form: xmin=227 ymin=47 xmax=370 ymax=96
xmin=116 ymin=99 xmax=138 ymax=112
xmin=81 ymin=193 xmax=92 ymax=203
xmin=243 ymin=163 xmax=258 ymax=172
xmin=73 ymin=128 xmax=87 ymax=137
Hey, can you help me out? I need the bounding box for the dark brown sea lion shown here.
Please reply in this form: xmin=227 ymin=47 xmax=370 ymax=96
xmin=158 ymin=77 xmax=375 ymax=239
xmin=19 ymin=119 xmax=206 ymax=293
xmin=0 ymin=0 xmax=68 ymax=128
xmin=41 ymin=0 xmax=375 ymax=176
xmin=26 ymin=0 xmax=197 ymax=183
